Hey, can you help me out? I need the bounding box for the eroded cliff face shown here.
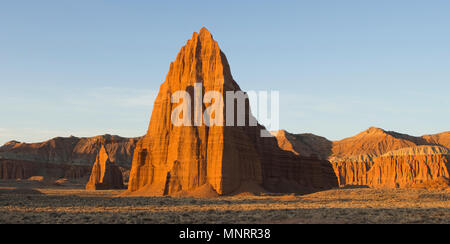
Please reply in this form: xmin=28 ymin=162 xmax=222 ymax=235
xmin=0 ymin=135 xmax=139 ymax=180
xmin=127 ymin=28 xmax=337 ymax=196
xmin=331 ymin=160 xmax=374 ymax=186
xmin=86 ymin=146 xmax=124 ymax=190
xmin=274 ymin=127 xmax=450 ymax=188
xmin=0 ymin=135 xmax=139 ymax=167
xmin=367 ymin=146 xmax=450 ymax=188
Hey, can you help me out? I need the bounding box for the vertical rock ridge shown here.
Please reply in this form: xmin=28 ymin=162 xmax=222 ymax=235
xmin=86 ymin=146 xmax=124 ymax=190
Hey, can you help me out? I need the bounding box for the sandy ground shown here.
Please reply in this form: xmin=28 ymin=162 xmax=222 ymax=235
xmin=0 ymin=180 xmax=449 ymax=224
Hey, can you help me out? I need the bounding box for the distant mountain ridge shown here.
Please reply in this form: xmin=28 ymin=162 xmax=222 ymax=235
xmin=0 ymin=135 xmax=141 ymax=181
xmin=0 ymin=134 xmax=140 ymax=167
xmin=273 ymin=127 xmax=450 ymax=188
xmin=273 ymin=127 xmax=449 ymax=162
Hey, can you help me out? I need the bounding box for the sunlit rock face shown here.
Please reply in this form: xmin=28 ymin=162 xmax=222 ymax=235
xmin=127 ymin=28 xmax=338 ymax=196
xmin=273 ymin=127 xmax=450 ymax=188
xmin=86 ymin=146 xmax=124 ymax=190
xmin=368 ymin=146 xmax=450 ymax=188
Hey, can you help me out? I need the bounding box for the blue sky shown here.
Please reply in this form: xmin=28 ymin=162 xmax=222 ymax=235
xmin=0 ymin=0 xmax=449 ymax=144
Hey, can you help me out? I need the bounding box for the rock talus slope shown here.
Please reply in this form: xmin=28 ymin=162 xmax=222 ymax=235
xmin=127 ymin=28 xmax=337 ymax=196
xmin=86 ymin=146 xmax=124 ymax=190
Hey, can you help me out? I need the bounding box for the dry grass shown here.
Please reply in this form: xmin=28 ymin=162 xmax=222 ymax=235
xmin=0 ymin=180 xmax=449 ymax=224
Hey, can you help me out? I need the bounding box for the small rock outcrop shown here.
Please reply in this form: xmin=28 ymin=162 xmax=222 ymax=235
xmin=86 ymin=146 xmax=124 ymax=190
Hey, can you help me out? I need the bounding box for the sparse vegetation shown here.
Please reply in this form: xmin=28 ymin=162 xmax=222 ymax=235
xmin=0 ymin=180 xmax=448 ymax=224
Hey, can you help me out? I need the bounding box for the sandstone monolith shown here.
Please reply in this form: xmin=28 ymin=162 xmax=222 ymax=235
xmin=86 ymin=146 xmax=124 ymax=190
xmin=126 ymin=28 xmax=338 ymax=196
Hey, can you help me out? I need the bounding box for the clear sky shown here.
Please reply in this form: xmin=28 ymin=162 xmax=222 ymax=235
xmin=0 ymin=0 xmax=449 ymax=145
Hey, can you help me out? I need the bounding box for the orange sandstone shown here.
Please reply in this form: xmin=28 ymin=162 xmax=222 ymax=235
xmin=126 ymin=28 xmax=338 ymax=196
xmin=86 ymin=146 xmax=124 ymax=190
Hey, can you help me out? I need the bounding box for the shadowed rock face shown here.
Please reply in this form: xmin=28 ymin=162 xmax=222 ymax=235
xmin=86 ymin=146 xmax=124 ymax=190
xmin=271 ymin=130 xmax=332 ymax=160
xmin=127 ymin=28 xmax=338 ymax=196
xmin=327 ymin=128 xmax=434 ymax=186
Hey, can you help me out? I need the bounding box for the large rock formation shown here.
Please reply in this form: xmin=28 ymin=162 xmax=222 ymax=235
xmin=273 ymin=127 xmax=450 ymax=188
xmin=126 ymin=28 xmax=338 ymax=196
xmin=330 ymin=127 xmax=429 ymax=162
xmin=368 ymin=146 xmax=449 ymax=188
xmin=0 ymin=135 xmax=139 ymax=180
xmin=86 ymin=146 xmax=124 ymax=190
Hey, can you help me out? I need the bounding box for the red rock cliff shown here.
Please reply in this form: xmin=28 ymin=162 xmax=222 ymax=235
xmin=368 ymin=146 xmax=450 ymax=188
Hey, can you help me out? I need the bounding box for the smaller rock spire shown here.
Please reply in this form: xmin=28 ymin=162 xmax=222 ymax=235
xmin=86 ymin=145 xmax=124 ymax=190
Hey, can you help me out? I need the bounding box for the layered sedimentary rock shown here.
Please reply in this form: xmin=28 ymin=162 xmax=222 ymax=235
xmin=127 ymin=28 xmax=337 ymax=196
xmin=329 ymin=127 xmax=428 ymax=162
xmin=0 ymin=135 xmax=139 ymax=180
xmin=368 ymin=146 xmax=450 ymax=188
xmin=331 ymin=160 xmax=374 ymax=186
xmin=273 ymin=127 xmax=450 ymax=188
xmin=86 ymin=146 xmax=124 ymax=190
xmin=0 ymin=159 xmax=35 ymax=180
xmin=410 ymin=177 xmax=450 ymax=190
xmin=0 ymin=159 xmax=90 ymax=180
xmin=0 ymin=135 xmax=139 ymax=167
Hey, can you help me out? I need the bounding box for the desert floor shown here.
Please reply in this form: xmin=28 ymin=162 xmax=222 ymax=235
xmin=0 ymin=180 xmax=449 ymax=224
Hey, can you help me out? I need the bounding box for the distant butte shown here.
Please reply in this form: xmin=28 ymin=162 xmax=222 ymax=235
xmin=274 ymin=127 xmax=450 ymax=189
